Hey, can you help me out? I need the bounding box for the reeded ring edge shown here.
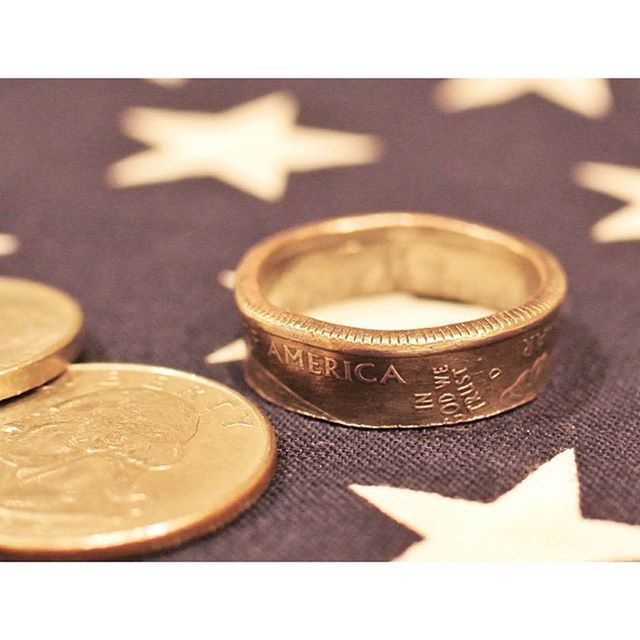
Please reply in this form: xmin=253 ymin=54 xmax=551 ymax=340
xmin=234 ymin=212 xmax=568 ymax=355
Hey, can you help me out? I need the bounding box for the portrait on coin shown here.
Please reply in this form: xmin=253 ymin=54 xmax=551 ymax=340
xmin=0 ymin=387 xmax=200 ymax=518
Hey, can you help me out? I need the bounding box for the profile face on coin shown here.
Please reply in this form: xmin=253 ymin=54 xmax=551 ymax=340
xmin=0 ymin=364 xmax=276 ymax=559
xmin=0 ymin=277 xmax=83 ymax=401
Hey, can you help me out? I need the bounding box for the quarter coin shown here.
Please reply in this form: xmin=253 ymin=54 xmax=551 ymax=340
xmin=0 ymin=277 xmax=83 ymax=401
xmin=0 ymin=363 xmax=276 ymax=559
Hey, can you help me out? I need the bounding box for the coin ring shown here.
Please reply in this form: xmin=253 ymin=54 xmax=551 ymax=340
xmin=234 ymin=212 xmax=567 ymax=428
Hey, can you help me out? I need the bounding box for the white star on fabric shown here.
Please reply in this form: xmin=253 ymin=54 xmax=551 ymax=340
xmin=146 ymin=79 xmax=188 ymax=88
xmin=0 ymin=233 xmax=19 ymax=256
xmin=108 ymin=92 xmax=382 ymax=201
xmin=434 ymin=79 xmax=612 ymax=118
xmin=574 ymin=162 xmax=640 ymax=242
xmin=351 ymin=450 xmax=640 ymax=561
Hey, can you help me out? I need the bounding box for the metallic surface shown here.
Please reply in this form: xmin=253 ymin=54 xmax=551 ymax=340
xmin=0 ymin=363 xmax=276 ymax=559
xmin=235 ymin=213 xmax=567 ymax=428
xmin=0 ymin=277 xmax=83 ymax=401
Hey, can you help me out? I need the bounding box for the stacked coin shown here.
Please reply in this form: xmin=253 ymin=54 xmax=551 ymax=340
xmin=0 ymin=276 xmax=276 ymax=559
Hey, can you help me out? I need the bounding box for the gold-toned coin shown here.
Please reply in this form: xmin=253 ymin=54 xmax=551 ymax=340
xmin=0 ymin=363 xmax=276 ymax=559
xmin=0 ymin=277 xmax=83 ymax=401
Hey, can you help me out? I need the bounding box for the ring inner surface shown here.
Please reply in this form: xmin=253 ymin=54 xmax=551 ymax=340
xmin=259 ymin=225 xmax=542 ymax=316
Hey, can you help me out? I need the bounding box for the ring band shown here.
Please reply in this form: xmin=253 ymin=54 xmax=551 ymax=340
xmin=235 ymin=213 xmax=567 ymax=428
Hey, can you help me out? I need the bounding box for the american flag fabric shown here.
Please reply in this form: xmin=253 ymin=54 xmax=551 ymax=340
xmin=1 ymin=78 xmax=639 ymax=561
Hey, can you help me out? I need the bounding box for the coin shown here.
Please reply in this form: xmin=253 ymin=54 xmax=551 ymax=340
xmin=0 ymin=277 xmax=83 ymax=401
xmin=0 ymin=363 xmax=276 ymax=559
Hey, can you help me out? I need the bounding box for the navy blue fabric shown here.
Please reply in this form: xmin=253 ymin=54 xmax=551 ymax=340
xmin=0 ymin=79 xmax=637 ymax=560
